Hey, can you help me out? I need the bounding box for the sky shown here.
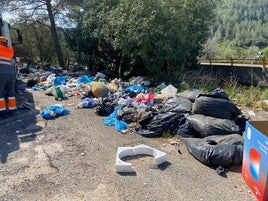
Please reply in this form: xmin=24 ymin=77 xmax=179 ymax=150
xmin=1 ymin=1 xmax=74 ymax=28
xmin=2 ymin=12 xmax=18 ymax=24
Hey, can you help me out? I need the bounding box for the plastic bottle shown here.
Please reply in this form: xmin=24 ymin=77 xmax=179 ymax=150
xmin=53 ymin=86 xmax=65 ymax=100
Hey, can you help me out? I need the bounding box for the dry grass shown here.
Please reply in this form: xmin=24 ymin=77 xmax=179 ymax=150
xmin=179 ymin=70 xmax=268 ymax=111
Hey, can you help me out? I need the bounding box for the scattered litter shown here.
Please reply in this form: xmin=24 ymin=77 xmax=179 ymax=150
xmin=18 ymin=70 xmax=252 ymax=173
xmin=170 ymin=140 xmax=178 ymax=145
xmin=65 ymin=103 xmax=74 ymax=106
xmin=174 ymin=143 xmax=181 ymax=154
xmin=76 ymin=98 xmax=99 ymax=108
xmin=32 ymin=85 xmax=47 ymax=91
xmin=216 ymin=166 xmax=226 ymax=175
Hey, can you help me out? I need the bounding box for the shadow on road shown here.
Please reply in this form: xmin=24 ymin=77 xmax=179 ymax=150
xmin=0 ymin=79 xmax=42 ymax=163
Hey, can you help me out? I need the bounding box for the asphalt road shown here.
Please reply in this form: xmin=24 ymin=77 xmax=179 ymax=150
xmin=0 ymin=89 xmax=258 ymax=201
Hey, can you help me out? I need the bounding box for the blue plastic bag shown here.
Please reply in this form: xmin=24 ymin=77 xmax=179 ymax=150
xmin=104 ymin=106 xmax=123 ymax=126
xmin=124 ymin=85 xmax=144 ymax=93
xmin=54 ymin=76 xmax=67 ymax=86
xmin=77 ymin=75 xmax=94 ymax=84
xmin=80 ymin=98 xmax=95 ymax=108
xmin=41 ymin=104 xmax=71 ymax=119
xmin=115 ymin=120 xmax=128 ymax=132
xmin=103 ymin=105 xmax=128 ymax=131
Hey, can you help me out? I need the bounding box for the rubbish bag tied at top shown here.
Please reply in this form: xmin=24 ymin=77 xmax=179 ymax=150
xmin=41 ymin=104 xmax=71 ymax=119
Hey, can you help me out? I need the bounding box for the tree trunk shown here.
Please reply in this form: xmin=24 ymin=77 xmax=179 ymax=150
xmin=45 ymin=0 xmax=65 ymax=69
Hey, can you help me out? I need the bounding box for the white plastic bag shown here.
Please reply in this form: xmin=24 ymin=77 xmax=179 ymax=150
xmin=160 ymin=84 xmax=177 ymax=98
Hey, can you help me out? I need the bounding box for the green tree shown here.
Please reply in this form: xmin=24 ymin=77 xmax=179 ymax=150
xmin=63 ymin=2 xmax=100 ymax=70
xmin=97 ymin=0 xmax=217 ymax=82
xmin=263 ymin=47 xmax=268 ymax=58
xmin=32 ymin=0 xmax=216 ymax=80
xmin=211 ymin=0 xmax=268 ymax=48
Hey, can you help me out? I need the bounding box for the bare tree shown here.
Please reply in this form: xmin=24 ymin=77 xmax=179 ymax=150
xmin=45 ymin=0 xmax=65 ymax=69
xmin=7 ymin=0 xmax=66 ymax=69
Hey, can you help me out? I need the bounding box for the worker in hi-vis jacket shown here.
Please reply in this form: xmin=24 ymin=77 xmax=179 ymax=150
xmin=0 ymin=36 xmax=16 ymax=117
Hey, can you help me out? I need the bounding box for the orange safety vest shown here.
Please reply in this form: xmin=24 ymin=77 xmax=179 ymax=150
xmin=0 ymin=44 xmax=16 ymax=112
xmin=0 ymin=44 xmax=14 ymax=59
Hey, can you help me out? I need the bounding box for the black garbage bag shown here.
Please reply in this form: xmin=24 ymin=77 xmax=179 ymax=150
xmin=26 ymin=78 xmax=38 ymax=88
xmin=177 ymin=89 xmax=203 ymax=102
xmin=137 ymin=112 xmax=184 ymax=137
xmin=95 ymin=98 xmax=117 ymax=116
xmin=203 ymin=88 xmax=229 ymax=100
xmin=233 ymin=114 xmax=249 ymax=133
xmin=186 ymin=114 xmax=243 ymax=138
xmin=184 ymin=134 xmax=244 ymax=167
xmin=158 ymin=96 xmax=192 ymax=113
xmin=138 ymin=112 xmax=155 ymax=128
xmin=192 ymin=96 xmax=242 ymax=119
xmin=174 ymin=117 xmax=198 ymax=138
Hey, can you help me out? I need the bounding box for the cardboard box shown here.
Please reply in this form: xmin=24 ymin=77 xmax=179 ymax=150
xmin=242 ymin=121 xmax=268 ymax=201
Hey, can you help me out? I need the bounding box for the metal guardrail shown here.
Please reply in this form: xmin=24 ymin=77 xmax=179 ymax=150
xmin=200 ymin=56 xmax=266 ymax=68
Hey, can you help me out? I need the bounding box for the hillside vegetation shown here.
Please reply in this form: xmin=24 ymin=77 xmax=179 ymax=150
xmin=203 ymin=0 xmax=268 ymax=59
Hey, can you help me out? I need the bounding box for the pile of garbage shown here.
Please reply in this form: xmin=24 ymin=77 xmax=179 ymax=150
xmin=21 ymin=70 xmax=249 ymax=170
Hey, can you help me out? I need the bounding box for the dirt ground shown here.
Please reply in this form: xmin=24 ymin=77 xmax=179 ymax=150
xmin=0 ymin=81 xmax=266 ymax=201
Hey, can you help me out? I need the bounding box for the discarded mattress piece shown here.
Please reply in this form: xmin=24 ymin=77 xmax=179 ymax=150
xmin=116 ymin=144 xmax=167 ymax=173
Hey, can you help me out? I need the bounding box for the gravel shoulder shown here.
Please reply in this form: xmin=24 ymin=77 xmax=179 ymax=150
xmin=0 ymin=86 xmax=264 ymax=201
